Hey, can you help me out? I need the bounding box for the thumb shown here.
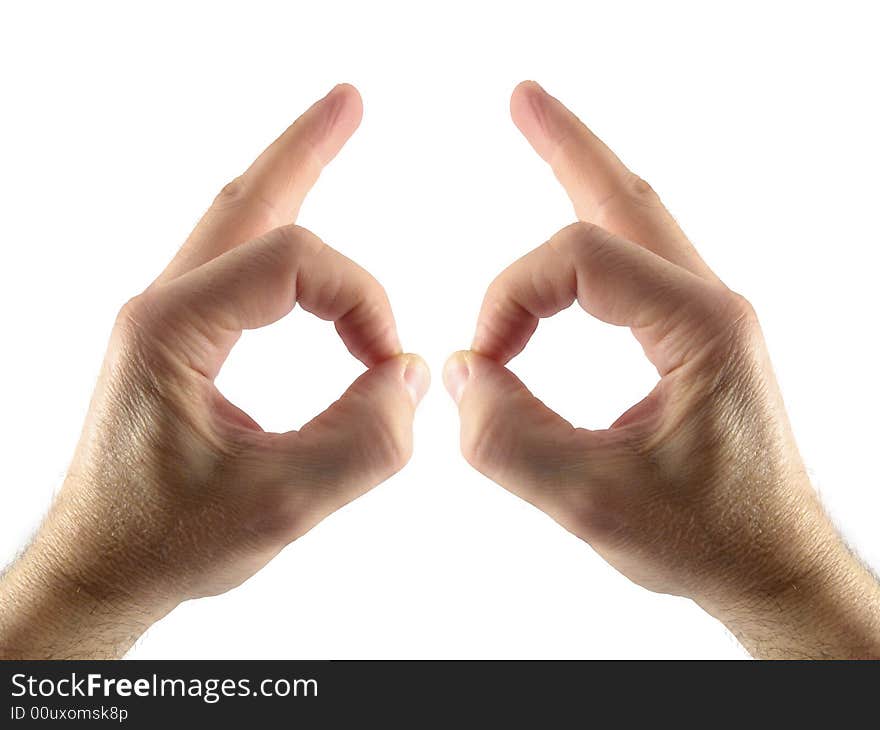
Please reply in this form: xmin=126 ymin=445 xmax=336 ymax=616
xmin=443 ymin=350 xmax=602 ymax=523
xmin=444 ymin=351 xmax=636 ymax=539
xmin=291 ymin=353 xmax=430 ymax=518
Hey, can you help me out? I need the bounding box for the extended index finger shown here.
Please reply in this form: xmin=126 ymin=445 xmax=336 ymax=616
xmin=510 ymin=81 xmax=718 ymax=281
xmin=155 ymin=83 xmax=363 ymax=284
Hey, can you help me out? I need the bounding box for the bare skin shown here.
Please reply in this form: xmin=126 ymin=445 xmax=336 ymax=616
xmin=444 ymin=81 xmax=880 ymax=659
xmin=1 ymin=81 xmax=878 ymax=660
xmin=0 ymin=84 xmax=429 ymax=659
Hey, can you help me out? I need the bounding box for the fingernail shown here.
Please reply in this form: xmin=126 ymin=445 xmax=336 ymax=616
xmin=443 ymin=352 xmax=470 ymax=405
xmin=403 ymin=356 xmax=430 ymax=406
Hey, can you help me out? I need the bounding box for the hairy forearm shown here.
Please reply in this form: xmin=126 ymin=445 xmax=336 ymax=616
xmin=0 ymin=530 xmax=167 ymax=659
xmin=702 ymin=541 xmax=880 ymax=659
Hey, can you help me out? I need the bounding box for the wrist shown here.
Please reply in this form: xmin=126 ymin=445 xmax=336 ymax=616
xmin=695 ymin=524 xmax=880 ymax=659
xmin=0 ymin=515 xmax=176 ymax=659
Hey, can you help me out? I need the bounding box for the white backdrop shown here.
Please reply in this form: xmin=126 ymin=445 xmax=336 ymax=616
xmin=1 ymin=1 xmax=878 ymax=659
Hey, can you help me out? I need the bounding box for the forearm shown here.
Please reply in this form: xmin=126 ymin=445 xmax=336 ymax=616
xmin=0 ymin=530 xmax=168 ymax=659
xmin=700 ymin=539 xmax=880 ymax=659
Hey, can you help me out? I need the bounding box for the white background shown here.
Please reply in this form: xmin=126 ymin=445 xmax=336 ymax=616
xmin=1 ymin=1 xmax=878 ymax=659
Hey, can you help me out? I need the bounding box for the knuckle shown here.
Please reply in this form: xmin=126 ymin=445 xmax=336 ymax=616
xmin=723 ymin=291 xmax=761 ymax=339
xmin=214 ymin=176 xmax=248 ymax=207
xmin=559 ymin=485 xmax=606 ymax=540
xmin=274 ymin=224 xmax=325 ymax=260
xmin=110 ymin=293 xmax=176 ymax=377
xmin=551 ymin=438 xmax=636 ymax=544
xmin=372 ymin=277 xmax=391 ymax=306
xmin=249 ymin=484 xmax=315 ymax=548
xmin=624 ymin=173 xmax=659 ymax=203
xmin=551 ymin=220 xmax=614 ymax=255
xmin=552 ymin=220 xmax=601 ymax=248
xmin=114 ymin=294 xmax=155 ymax=340
xmin=371 ymin=416 xmax=413 ymax=477
xmin=114 ymin=295 xmax=142 ymax=329
xmin=550 ymin=222 xmax=617 ymax=275
xmin=108 ymin=294 xmax=169 ymax=389
xmin=253 ymin=225 xmax=326 ymax=287
xmin=111 ymin=291 xmax=180 ymax=372
xmin=727 ymin=291 xmax=758 ymax=324
xmin=693 ymin=290 xmax=764 ymax=370
xmin=460 ymin=411 xmax=504 ymax=474
xmin=483 ymin=271 xmax=509 ymax=308
xmin=460 ymin=431 xmax=486 ymax=472
xmin=212 ymin=176 xmax=283 ymax=229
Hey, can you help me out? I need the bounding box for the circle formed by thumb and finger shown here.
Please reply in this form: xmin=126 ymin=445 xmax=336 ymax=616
xmin=445 ymin=81 xmax=753 ymax=547
xmin=450 ymin=222 xmax=747 ymax=526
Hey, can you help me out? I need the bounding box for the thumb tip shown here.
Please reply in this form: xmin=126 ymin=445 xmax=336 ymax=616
xmin=443 ymin=351 xmax=472 ymax=405
xmin=402 ymin=353 xmax=430 ymax=407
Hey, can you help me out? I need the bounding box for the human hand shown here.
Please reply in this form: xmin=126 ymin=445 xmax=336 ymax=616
xmin=444 ymin=81 xmax=880 ymax=659
xmin=0 ymin=84 xmax=429 ymax=659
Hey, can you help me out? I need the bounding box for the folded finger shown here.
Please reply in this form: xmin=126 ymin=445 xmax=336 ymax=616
xmin=147 ymin=224 xmax=400 ymax=378
xmin=472 ymin=222 xmax=739 ymax=375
